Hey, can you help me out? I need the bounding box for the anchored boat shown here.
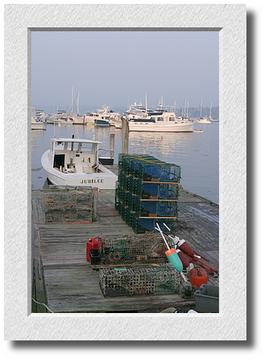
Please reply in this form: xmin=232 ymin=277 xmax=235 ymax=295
xmin=41 ymin=137 xmax=118 ymax=189
xmin=31 ymin=116 xmax=46 ymax=130
xmin=127 ymin=111 xmax=193 ymax=133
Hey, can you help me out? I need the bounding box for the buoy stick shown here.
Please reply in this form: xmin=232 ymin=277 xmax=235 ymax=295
xmin=155 ymin=223 xmax=170 ymax=249
xmin=163 ymin=222 xmax=171 ymax=231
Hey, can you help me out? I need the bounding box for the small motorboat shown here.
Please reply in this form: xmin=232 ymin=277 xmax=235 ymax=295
xmin=41 ymin=137 xmax=117 ymax=189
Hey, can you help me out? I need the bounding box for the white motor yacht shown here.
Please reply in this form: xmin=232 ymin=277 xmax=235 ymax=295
xmin=128 ymin=111 xmax=193 ymax=132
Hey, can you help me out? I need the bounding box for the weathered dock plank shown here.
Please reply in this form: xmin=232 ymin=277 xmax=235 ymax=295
xmin=43 ymin=265 xmax=194 ymax=313
xmin=32 ymin=185 xmax=219 ymax=313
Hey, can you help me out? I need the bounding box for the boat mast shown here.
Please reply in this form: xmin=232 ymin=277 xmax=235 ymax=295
xmin=186 ymin=100 xmax=189 ymax=118
xmin=77 ymin=91 xmax=80 ymax=115
xmin=71 ymin=86 xmax=74 ymax=113
xmin=200 ymin=99 xmax=203 ymax=118
xmin=209 ymin=103 xmax=212 ymax=118
xmin=183 ymin=99 xmax=187 ymax=118
xmin=145 ymin=93 xmax=148 ymax=112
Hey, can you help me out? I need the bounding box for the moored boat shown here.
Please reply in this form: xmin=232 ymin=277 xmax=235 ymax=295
xmin=41 ymin=137 xmax=118 ymax=189
xmin=197 ymin=117 xmax=212 ymax=124
xmin=127 ymin=111 xmax=193 ymax=133
xmin=86 ymin=106 xmax=122 ymax=127
xmin=31 ymin=116 xmax=46 ymax=130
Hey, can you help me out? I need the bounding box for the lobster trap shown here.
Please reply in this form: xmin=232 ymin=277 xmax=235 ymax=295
xmin=101 ymin=235 xmax=166 ymax=265
xmin=99 ymin=264 xmax=182 ymax=297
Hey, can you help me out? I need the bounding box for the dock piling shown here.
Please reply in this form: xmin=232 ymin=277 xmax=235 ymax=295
xmin=121 ymin=117 xmax=129 ymax=154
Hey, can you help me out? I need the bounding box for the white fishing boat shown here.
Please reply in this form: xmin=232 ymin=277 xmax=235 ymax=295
xmin=41 ymin=137 xmax=118 ymax=189
xmin=128 ymin=111 xmax=193 ymax=132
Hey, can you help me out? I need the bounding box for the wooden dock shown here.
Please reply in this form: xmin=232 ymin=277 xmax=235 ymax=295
xmin=32 ymin=185 xmax=219 ymax=313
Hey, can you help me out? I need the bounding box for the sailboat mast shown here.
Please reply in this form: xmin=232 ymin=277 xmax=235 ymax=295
xmin=71 ymin=86 xmax=74 ymax=113
xmin=77 ymin=91 xmax=80 ymax=115
xmin=183 ymin=99 xmax=187 ymax=117
xmin=145 ymin=93 xmax=148 ymax=112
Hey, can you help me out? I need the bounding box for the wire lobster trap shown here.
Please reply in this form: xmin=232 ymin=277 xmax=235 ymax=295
xmin=99 ymin=264 xmax=182 ymax=297
xmin=102 ymin=236 xmax=165 ymax=264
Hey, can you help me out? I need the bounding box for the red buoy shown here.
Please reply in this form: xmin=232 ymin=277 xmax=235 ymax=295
xmin=188 ymin=268 xmax=208 ymax=288
xmin=177 ymin=239 xmax=195 ymax=257
xmin=176 ymin=249 xmax=192 ymax=268
xmin=86 ymin=237 xmax=102 ymax=262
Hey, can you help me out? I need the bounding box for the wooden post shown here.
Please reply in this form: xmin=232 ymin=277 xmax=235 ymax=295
xmin=110 ymin=133 xmax=115 ymax=159
xmin=121 ymin=117 xmax=129 ymax=154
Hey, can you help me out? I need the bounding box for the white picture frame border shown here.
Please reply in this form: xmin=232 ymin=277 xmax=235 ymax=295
xmin=4 ymin=4 xmax=246 ymax=341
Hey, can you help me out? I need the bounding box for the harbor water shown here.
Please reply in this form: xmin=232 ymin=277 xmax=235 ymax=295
xmin=31 ymin=123 xmax=219 ymax=204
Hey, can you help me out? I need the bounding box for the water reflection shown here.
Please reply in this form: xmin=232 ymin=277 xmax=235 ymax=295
xmin=129 ymin=132 xmax=193 ymax=157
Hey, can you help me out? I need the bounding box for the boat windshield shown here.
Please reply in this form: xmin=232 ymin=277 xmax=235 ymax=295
xmin=54 ymin=141 xmax=97 ymax=153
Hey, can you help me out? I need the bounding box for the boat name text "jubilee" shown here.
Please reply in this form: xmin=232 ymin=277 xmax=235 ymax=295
xmin=81 ymin=179 xmax=104 ymax=184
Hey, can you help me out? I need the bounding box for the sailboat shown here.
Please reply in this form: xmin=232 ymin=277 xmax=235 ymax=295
xmin=197 ymin=101 xmax=212 ymax=124
xmin=68 ymin=87 xmax=86 ymax=125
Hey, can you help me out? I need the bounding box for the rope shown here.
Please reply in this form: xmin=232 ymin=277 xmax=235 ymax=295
xmin=32 ymin=298 xmax=54 ymax=313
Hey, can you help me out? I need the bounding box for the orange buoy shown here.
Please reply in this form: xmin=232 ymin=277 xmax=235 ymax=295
xmin=188 ymin=268 xmax=208 ymax=288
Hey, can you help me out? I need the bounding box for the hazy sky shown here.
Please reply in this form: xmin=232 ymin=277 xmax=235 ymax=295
xmin=31 ymin=31 xmax=219 ymax=111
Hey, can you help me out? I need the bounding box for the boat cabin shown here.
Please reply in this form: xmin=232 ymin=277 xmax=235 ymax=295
xmin=130 ymin=111 xmax=177 ymax=123
xmin=50 ymin=138 xmax=101 ymax=174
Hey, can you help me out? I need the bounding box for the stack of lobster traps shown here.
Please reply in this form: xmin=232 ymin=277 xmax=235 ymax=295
xmin=115 ymin=154 xmax=181 ymax=233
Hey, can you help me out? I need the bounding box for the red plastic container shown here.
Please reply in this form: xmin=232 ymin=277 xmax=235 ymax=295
xmin=86 ymin=237 xmax=102 ymax=262
xmin=188 ymin=268 xmax=208 ymax=288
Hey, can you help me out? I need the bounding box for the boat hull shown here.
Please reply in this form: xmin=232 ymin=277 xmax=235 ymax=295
xmin=31 ymin=122 xmax=46 ymax=130
xmin=197 ymin=120 xmax=211 ymax=124
xmin=41 ymin=150 xmax=117 ymax=189
xmin=128 ymin=122 xmax=193 ymax=132
xmin=94 ymin=119 xmax=110 ymax=127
